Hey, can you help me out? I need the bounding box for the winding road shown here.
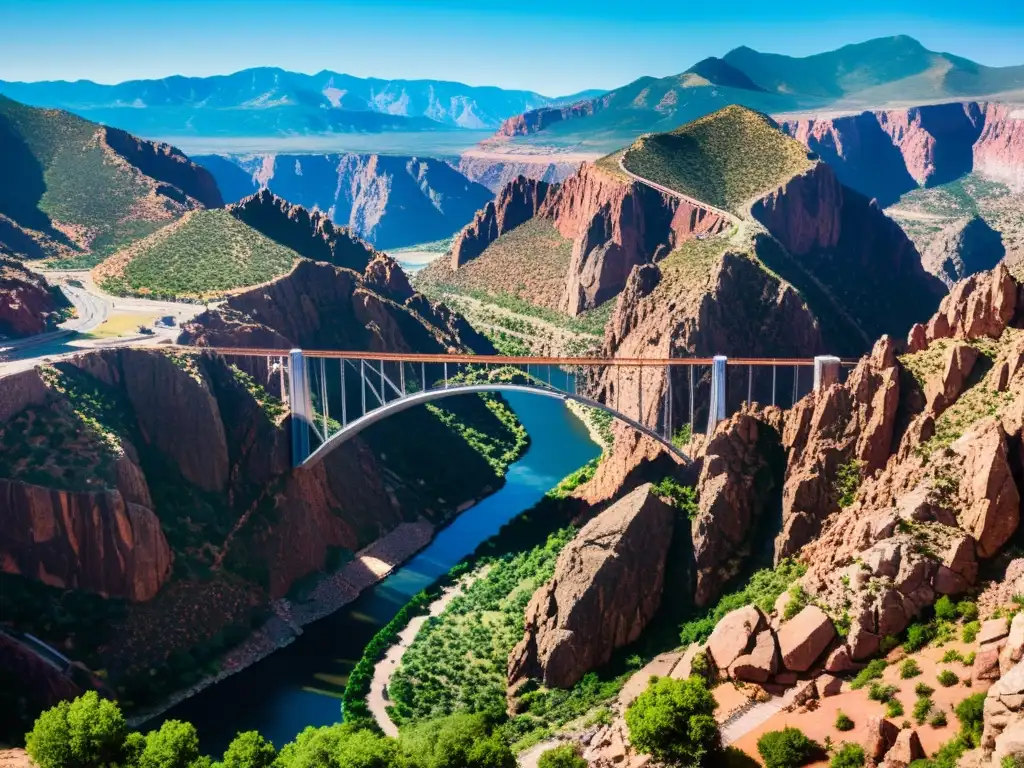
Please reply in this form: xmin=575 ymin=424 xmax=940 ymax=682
xmin=0 ymin=270 xmax=204 ymax=378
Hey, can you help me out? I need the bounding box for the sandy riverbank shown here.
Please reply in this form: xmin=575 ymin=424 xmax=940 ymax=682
xmin=366 ymin=568 xmax=486 ymax=735
xmin=127 ymin=519 xmax=437 ymax=727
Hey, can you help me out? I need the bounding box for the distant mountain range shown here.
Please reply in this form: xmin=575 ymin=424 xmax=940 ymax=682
xmin=0 ymin=68 xmax=603 ymax=138
xmin=495 ymin=36 xmax=1024 ymax=151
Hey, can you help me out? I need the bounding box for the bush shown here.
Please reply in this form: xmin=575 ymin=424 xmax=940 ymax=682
xmin=222 ymin=731 xmax=277 ymax=768
xmin=651 ymin=478 xmax=698 ymax=520
xmin=957 ymin=601 xmax=979 ymax=622
xmin=1001 ymin=755 xmax=1024 ymax=768
xmin=138 ymin=720 xmax=202 ymax=768
xmin=850 ymin=659 xmax=887 ymax=690
xmin=955 ymin=693 xmax=986 ymax=747
xmin=934 ymin=596 xmax=957 ymax=621
xmin=938 ymin=670 xmax=960 ymax=687
xmin=886 ymin=698 xmax=905 ymax=718
xmin=537 ymin=744 xmax=587 ymax=768
xmin=941 ymin=650 xmax=964 ymax=664
xmin=868 ymin=683 xmax=899 ymax=703
xmin=904 ymin=623 xmax=934 ymax=652
xmin=625 ymin=676 xmax=720 ymax=765
xmin=930 ymin=710 xmax=948 ymax=728
xmin=25 ymin=690 xmax=129 ymax=768
xmin=963 ymin=621 xmax=981 ymax=643
xmin=913 ymin=696 xmax=933 ymax=724
xmin=900 ymin=659 xmax=922 ymax=679
xmin=757 ymin=727 xmax=820 ymax=768
xmin=963 ymin=652 xmax=976 ymax=667
xmin=834 ymin=711 xmax=854 ymax=732
xmin=830 ymin=742 xmax=866 ymax=768
xmin=915 ymin=683 xmax=935 ymax=697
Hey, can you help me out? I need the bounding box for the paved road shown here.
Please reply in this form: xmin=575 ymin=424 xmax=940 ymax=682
xmin=0 ymin=270 xmax=202 ymax=378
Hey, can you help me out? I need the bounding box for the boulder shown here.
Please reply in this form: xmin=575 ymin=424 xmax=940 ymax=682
xmin=776 ymin=605 xmax=836 ymax=672
xmin=730 ymin=630 xmax=779 ymax=683
xmin=975 ymin=644 xmax=1005 ymax=683
xmin=994 ymin=721 xmax=1024 ymax=767
xmin=825 ymin=644 xmax=856 ymax=673
xmin=980 ymin=618 xmax=1012 ymax=647
xmin=953 ymin=419 xmax=1021 ymax=558
xmin=816 ymin=673 xmax=843 ymax=697
xmin=881 ymin=728 xmax=925 ymax=768
xmin=706 ymin=605 xmax=766 ymax=671
xmin=1000 ymin=614 xmax=1024 ymax=676
xmin=864 ymin=716 xmax=901 ymax=762
xmin=982 ymin=658 xmax=1024 ymax=751
xmin=507 ymin=484 xmax=675 ymax=692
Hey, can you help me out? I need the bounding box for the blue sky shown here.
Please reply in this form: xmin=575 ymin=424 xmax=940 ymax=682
xmin=1 ymin=0 xmax=1022 ymax=94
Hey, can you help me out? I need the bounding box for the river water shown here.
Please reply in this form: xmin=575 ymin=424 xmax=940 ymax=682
xmin=162 ymin=393 xmax=600 ymax=754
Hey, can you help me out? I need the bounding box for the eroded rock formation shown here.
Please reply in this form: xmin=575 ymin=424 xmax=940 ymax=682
xmin=507 ymin=484 xmax=674 ymax=695
xmin=451 ymin=176 xmax=551 ymax=266
xmin=0 ymin=253 xmax=71 ymax=338
xmin=923 ymin=215 xmax=1006 ymax=288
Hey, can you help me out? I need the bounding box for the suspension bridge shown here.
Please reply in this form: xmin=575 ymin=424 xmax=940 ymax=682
xmin=200 ymin=348 xmax=851 ymax=468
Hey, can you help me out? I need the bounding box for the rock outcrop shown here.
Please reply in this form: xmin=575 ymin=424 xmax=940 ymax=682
xmin=692 ymin=405 xmax=784 ymax=605
xmin=706 ymin=605 xmax=767 ymax=671
xmin=495 ymin=95 xmax=613 ymax=138
xmin=907 ymin=263 xmax=1019 ymax=348
xmin=507 ymin=484 xmax=674 ymax=694
xmin=776 ymin=336 xmax=901 ymax=560
xmin=775 ymin=605 xmax=836 ymax=672
xmin=923 ymin=215 xmax=1006 ymax=288
xmin=227 ymin=189 xmax=381 ymax=272
xmin=974 ymin=103 xmax=1024 ymax=193
xmin=450 ymin=176 xmax=551 ymax=266
xmin=0 ymin=253 xmax=70 ymax=338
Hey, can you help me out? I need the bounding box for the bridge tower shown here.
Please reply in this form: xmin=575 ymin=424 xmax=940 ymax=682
xmin=288 ymin=349 xmax=313 ymax=467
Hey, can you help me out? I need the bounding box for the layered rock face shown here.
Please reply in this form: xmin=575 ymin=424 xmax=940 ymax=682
xmin=751 ymin=162 xmax=943 ymax=343
xmin=451 ymin=176 xmax=551 ymax=266
xmin=198 ymin=153 xmax=492 ymax=250
xmin=456 ymin=154 xmax=580 ymax=192
xmin=783 ymin=101 xmax=1024 ymax=205
xmin=495 ymin=95 xmax=613 ymax=137
xmin=543 ymin=163 xmax=729 ymax=315
xmin=0 ymin=253 xmax=70 ymax=338
xmin=445 ymin=163 xmax=729 ymax=316
xmin=507 ymin=485 xmax=674 ymax=694
xmin=923 ymin=215 xmax=1006 ymax=288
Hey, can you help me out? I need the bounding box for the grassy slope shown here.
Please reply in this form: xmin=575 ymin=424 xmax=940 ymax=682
xmin=0 ymin=96 xmax=172 ymax=263
xmin=621 ymin=105 xmax=814 ymax=214
xmin=99 ymin=209 xmax=301 ymax=299
xmin=417 ymin=218 xmax=573 ymax=314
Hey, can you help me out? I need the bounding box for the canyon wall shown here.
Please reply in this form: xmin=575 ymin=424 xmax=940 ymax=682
xmin=198 ymin=153 xmax=493 ymax=250
xmin=782 ymin=101 xmax=1024 ymax=205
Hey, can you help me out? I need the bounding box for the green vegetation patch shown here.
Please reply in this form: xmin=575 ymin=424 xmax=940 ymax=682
xmin=621 ymin=105 xmax=814 ymax=214
xmin=100 ymin=209 xmax=301 ymax=299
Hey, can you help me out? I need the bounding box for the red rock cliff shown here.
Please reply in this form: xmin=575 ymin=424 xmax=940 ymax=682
xmin=0 ymin=253 xmax=71 ymax=338
xmin=450 ymin=176 xmax=552 ymax=267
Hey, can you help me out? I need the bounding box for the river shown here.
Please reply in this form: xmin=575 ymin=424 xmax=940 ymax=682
xmin=161 ymin=392 xmax=600 ymax=754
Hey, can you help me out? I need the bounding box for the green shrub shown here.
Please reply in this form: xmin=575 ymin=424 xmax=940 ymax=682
xmin=904 ymin=623 xmax=934 ymax=652
xmin=963 ymin=621 xmax=981 ymax=643
xmin=930 ymin=710 xmax=948 ymax=728
xmin=941 ymin=650 xmax=964 ymax=664
xmin=963 ymin=652 xmax=976 ymax=666
xmin=784 ymin=584 xmax=811 ymax=620
xmin=850 ymin=659 xmax=887 ymax=690
xmin=756 ymin=727 xmax=820 ymax=768
xmin=880 ymin=635 xmax=901 ymax=654
xmin=835 ymin=459 xmax=865 ymax=508
xmin=834 ymin=711 xmax=854 ymax=732
xmin=914 ymin=696 xmax=934 ymax=724
xmin=221 ymin=731 xmax=277 ymax=768
xmin=900 ymin=659 xmax=922 ymax=679
xmin=886 ymin=698 xmax=905 ymax=718
xmin=955 ymin=693 xmax=986 ymax=747
xmin=830 ymin=742 xmax=866 ymax=768
xmin=915 ymin=683 xmax=935 ymax=697
xmin=868 ymin=683 xmax=899 ymax=703
xmin=934 ymin=596 xmax=958 ymax=621
xmin=651 ymin=478 xmax=698 ymax=520
xmin=625 ymin=676 xmax=720 ymax=766
xmin=398 ymin=713 xmax=514 ymax=768
xmin=1001 ymin=754 xmax=1024 ymax=768
xmin=25 ymin=691 xmax=129 ymax=768
xmin=537 ymin=743 xmax=587 ymax=768
xmin=938 ymin=670 xmax=960 ymax=687
xmin=957 ymin=601 xmax=979 ymax=622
